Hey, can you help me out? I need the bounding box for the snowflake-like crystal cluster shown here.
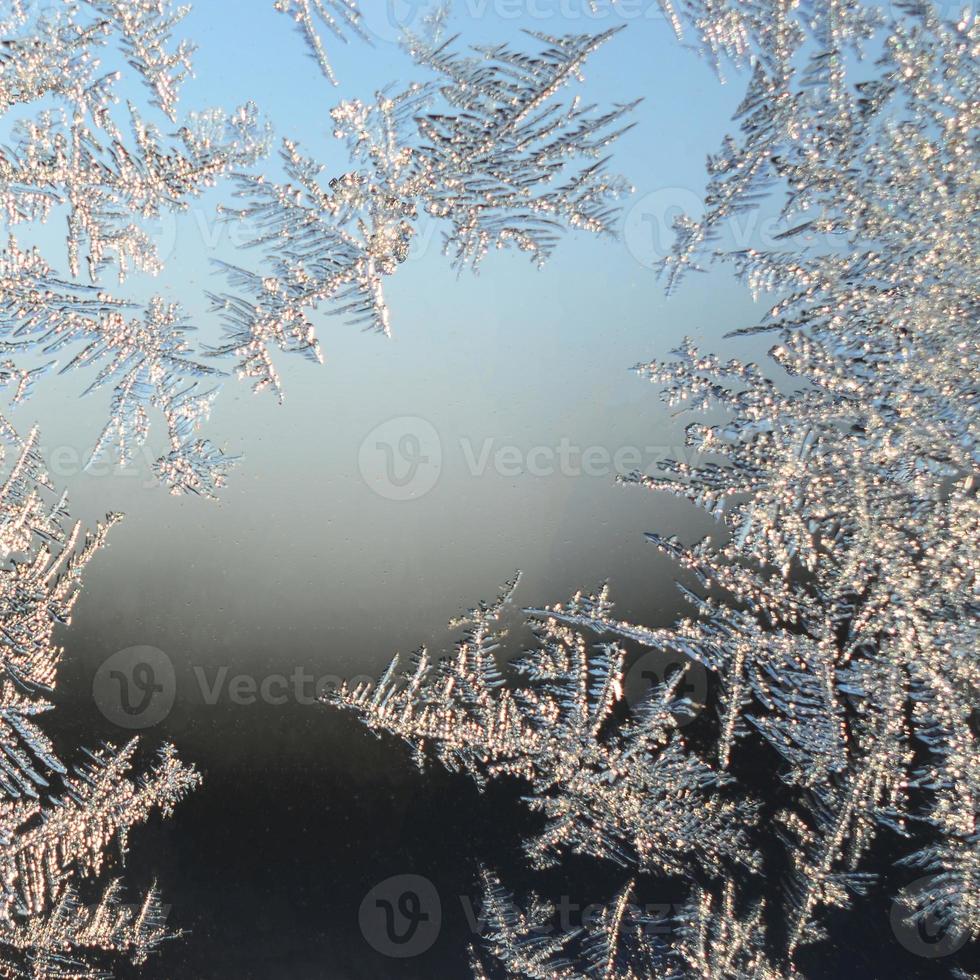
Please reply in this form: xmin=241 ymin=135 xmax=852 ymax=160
xmin=210 ymin=27 xmax=636 ymax=398
xmin=0 ymin=0 xmax=268 ymax=497
xmin=332 ymin=2 xmax=979 ymax=975
xmin=272 ymin=0 xmax=367 ymax=85
xmin=0 ymin=426 xmax=199 ymax=975
xmin=3 ymin=0 xmax=976 ymax=974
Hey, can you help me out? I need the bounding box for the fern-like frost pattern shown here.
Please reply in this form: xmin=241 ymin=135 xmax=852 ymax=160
xmin=0 ymin=428 xmax=199 ymax=975
xmin=333 ymin=2 xmax=979 ymax=976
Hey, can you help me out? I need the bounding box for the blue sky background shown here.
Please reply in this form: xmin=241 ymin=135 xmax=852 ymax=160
xmin=10 ymin=2 xmax=773 ymax=685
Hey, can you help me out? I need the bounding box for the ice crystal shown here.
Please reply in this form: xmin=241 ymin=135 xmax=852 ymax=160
xmin=0 ymin=1 xmax=267 ymax=495
xmin=332 ymin=575 xmax=760 ymax=876
xmin=273 ymin=0 xmax=366 ymax=85
xmin=469 ymin=871 xmax=670 ymax=979
xmin=467 ymin=874 xmax=786 ymax=979
xmin=86 ymin=0 xmax=195 ymax=121
xmin=333 ymin=1 xmax=979 ymax=975
xmin=211 ymin=28 xmax=635 ymax=397
xmin=666 ymin=879 xmax=784 ymax=979
xmin=0 ymin=426 xmax=199 ymax=974
xmin=626 ymin=0 xmax=978 ymax=957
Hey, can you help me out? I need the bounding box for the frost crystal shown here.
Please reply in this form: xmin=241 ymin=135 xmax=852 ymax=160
xmin=0 ymin=1 xmax=267 ymax=495
xmin=469 ymin=871 xmax=670 ymax=979
xmin=273 ymin=0 xmax=366 ymax=85
xmin=334 ymin=577 xmax=759 ymax=877
xmin=0 ymin=427 xmax=199 ymax=975
xmin=86 ymin=0 xmax=195 ymax=121
xmin=332 ymin=2 xmax=979 ymax=975
xmin=211 ymin=28 xmax=635 ymax=398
